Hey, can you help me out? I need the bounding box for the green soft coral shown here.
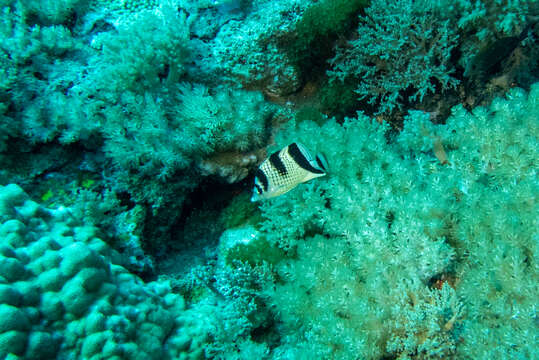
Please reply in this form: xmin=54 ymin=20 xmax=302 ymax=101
xmin=88 ymin=1 xmax=191 ymax=97
xmin=18 ymin=0 xmax=91 ymax=25
xmin=257 ymin=115 xmax=457 ymax=359
xmin=256 ymin=83 xmax=538 ymax=359
xmin=102 ymin=84 xmax=272 ymax=180
xmin=437 ymin=85 xmax=538 ymax=359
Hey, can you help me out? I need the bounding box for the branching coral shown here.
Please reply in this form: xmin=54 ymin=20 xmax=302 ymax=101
xmin=328 ymin=0 xmax=459 ymax=114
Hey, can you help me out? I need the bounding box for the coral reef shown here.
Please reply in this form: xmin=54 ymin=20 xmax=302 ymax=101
xmin=0 ymin=0 xmax=537 ymax=358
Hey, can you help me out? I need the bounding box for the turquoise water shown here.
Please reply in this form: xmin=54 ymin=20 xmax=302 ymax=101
xmin=0 ymin=0 xmax=537 ymax=359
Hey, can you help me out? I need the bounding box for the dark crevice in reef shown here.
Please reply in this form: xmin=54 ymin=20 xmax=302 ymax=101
xmin=148 ymin=175 xmax=253 ymax=266
xmin=1 ymin=139 xmax=84 ymax=193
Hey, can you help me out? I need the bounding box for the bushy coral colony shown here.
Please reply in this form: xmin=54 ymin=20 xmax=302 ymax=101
xmin=0 ymin=0 xmax=537 ymax=359
xmin=257 ymin=84 xmax=538 ymax=359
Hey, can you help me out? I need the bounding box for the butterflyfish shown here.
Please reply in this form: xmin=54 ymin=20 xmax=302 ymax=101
xmin=251 ymin=142 xmax=328 ymax=201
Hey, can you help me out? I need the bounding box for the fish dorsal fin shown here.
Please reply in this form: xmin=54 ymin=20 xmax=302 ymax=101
xmin=315 ymin=153 xmax=328 ymax=172
xmin=287 ymin=142 xmax=325 ymax=174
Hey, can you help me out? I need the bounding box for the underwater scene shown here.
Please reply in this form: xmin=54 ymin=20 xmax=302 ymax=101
xmin=0 ymin=0 xmax=538 ymax=359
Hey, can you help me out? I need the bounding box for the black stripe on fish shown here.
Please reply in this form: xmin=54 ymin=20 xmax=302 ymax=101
xmin=315 ymin=155 xmax=327 ymax=172
xmin=255 ymin=169 xmax=268 ymax=192
xmin=254 ymin=183 xmax=263 ymax=195
xmin=269 ymin=150 xmax=287 ymax=176
xmin=288 ymin=143 xmax=325 ymax=174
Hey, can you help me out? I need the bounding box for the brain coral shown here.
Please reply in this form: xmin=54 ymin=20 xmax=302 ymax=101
xmin=0 ymin=184 xmax=204 ymax=359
